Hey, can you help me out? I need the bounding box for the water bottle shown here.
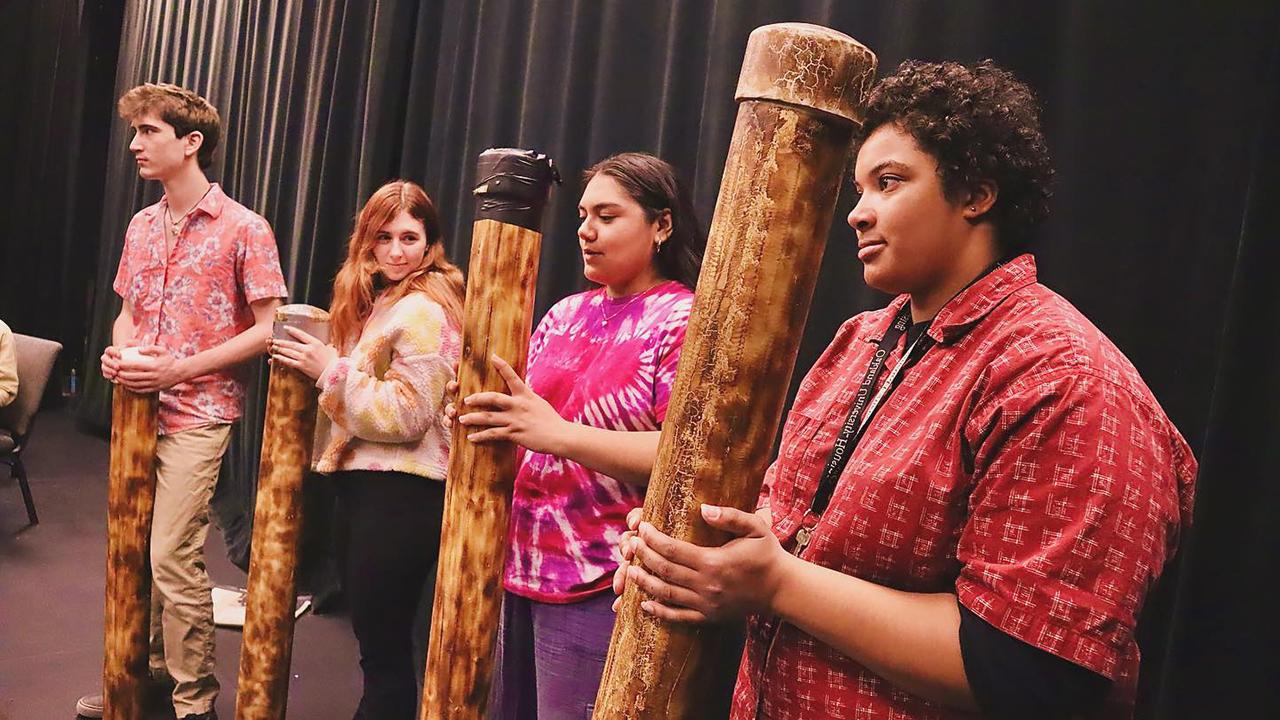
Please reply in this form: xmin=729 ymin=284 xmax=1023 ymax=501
xmin=63 ymin=368 xmax=78 ymax=398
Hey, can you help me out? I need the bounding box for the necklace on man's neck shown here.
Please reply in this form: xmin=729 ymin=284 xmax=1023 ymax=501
xmin=165 ymin=184 xmax=214 ymax=235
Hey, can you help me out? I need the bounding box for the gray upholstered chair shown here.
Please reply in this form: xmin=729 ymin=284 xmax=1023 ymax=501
xmin=0 ymin=333 xmax=63 ymax=525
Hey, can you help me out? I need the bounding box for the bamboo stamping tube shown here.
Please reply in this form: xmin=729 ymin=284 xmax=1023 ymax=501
xmin=420 ymin=149 xmax=559 ymax=720
xmin=235 ymin=305 xmax=330 ymax=720
xmin=594 ymin=23 xmax=877 ymax=719
xmin=103 ymin=370 xmax=160 ymax=720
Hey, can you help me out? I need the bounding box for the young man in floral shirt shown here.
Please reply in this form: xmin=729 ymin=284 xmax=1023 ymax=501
xmin=78 ymin=83 xmax=287 ymax=720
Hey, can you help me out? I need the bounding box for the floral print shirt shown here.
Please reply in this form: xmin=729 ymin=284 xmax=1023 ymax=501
xmin=113 ymin=184 xmax=288 ymax=434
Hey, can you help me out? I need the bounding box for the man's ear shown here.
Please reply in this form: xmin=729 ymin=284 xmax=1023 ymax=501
xmin=184 ymin=130 xmax=204 ymax=161
xmin=963 ymin=181 xmax=998 ymax=220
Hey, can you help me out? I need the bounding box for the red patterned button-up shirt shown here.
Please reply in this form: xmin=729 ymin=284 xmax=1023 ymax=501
xmin=731 ymin=255 xmax=1197 ymax=720
xmin=113 ymin=184 xmax=288 ymax=434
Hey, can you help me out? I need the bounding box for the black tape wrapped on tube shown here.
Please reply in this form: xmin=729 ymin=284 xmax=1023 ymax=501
xmin=473 ymin=148 xmax=561 ymax=232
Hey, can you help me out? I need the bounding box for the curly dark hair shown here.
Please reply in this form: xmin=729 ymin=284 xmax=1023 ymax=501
xmin=856 ymin=60 xmax=1054 ymax=254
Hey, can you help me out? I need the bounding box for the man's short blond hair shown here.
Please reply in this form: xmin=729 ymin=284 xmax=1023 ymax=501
xmin=117 ymin=83 xmax=221 ymax=169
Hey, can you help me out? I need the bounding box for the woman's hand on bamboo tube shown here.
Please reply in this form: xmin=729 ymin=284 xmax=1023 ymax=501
xmin=612 ymin=503 xmax=790 ymax=623
xmin=442 ymin=376 xmax=459 ymax=428
xmin=269 ymin=327 xmax=338 ymax=380
xmin=457 ymin=354 xmax=569 ymax=453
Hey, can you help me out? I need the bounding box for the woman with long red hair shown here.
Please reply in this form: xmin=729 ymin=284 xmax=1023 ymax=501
xmin=270 ymin=179 xmax=463 ymax=719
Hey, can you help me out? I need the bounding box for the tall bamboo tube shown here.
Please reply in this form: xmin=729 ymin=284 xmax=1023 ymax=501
xmin=420 ymin=149 xmax=559 ymax=720
xmin=594 ymin=23 xmax=878 ymax=719
xmin=103 ymin=367 xmax=160 ymax=720
xmin=235 ymin=306 xmax=330 ymax=719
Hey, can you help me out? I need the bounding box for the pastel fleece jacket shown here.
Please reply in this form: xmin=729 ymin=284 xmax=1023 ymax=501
xmin=312 ymin=292 xmax=460 ymax=480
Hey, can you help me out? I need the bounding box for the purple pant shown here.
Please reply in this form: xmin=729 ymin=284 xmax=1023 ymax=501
xmin=489 ymin=590 xmax=617 ymax=720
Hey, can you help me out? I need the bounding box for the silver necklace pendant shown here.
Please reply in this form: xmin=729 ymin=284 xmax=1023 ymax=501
xmin=600 ymin=292 xmax=646 ymax=325
xmin=165 ymin=185 xmax=213 ymax=236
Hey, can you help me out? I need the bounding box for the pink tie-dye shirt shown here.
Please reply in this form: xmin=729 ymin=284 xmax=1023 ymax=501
xmin=504 ymin=280 xmax=693 ymax=602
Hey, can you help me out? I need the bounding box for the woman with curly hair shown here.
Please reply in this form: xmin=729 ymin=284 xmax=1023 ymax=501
xmin=270 ymin=180 xmax=463 ymax=719
xmin=614 ymin=61 xmax=1196 ymax=720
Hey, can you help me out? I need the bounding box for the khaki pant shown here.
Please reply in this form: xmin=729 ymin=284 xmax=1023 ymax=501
xmin=147 ymin=423 xmax=231 ymax=717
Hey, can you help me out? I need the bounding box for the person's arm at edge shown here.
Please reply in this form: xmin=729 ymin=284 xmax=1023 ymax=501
xmin=0 ymin=324 xmax=17 ymax=406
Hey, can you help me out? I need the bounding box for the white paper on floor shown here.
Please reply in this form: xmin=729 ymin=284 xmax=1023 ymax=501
xmin=212 ymin=585 xmax=312 ymax=628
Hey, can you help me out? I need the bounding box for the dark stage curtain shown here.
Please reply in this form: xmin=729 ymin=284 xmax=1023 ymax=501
xmin=1152 ymin=37 xmax=1280 ymax=718
xmin=0 ymin=0 xmax=124 ymax=390
xmin=3 ymin=0 xmax=1272 ymax=716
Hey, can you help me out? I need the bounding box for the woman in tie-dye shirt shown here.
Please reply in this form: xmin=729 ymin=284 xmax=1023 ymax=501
xmin=457 ymin=153 xmax=706 ymax=718
xmin=270 ymin=180 xmax=463 ymax=720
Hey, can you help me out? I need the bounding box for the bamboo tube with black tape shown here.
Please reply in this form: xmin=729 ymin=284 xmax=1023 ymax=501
xmin=420 ymin=149 xmax=559 ymax=720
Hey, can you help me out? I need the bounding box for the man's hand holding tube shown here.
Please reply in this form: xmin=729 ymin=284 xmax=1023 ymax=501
xmin=107 ymin=345 xmax=188 ymax=393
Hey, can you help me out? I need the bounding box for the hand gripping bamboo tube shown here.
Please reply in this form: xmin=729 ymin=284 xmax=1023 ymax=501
xmin=235 ymin=305 xmax=330 ymax=720
xmin=420 ymin=149 xmax=559 ymax=720
xmin=594 ymin=24 xmax=877 ymax=719
xmin=103 ymin=356 xmax=160 ymax=720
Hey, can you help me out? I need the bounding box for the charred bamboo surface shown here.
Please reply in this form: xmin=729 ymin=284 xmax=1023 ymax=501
xmin=103 ymin=386 xmax=159 ymax=720
xmin=595 ymin=23 xmax=878 ymax=720
xmin=235 ymin=362 xmax=321 ymax=719
xmin=236 ymin=305 xmax=328 ymax=719
xmin=420 ymin=218 xmax=543 ymax=720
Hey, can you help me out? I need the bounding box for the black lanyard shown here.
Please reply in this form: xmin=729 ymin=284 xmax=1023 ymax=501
xmin=803 ymin=260 xmax=1009 ymax=525
xmin=808 ymin=304 xmax=932 ymax=518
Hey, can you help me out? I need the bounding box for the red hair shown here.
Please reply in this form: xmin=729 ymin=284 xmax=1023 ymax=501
xmin=329 ymin=181 xmax=464 ymax=351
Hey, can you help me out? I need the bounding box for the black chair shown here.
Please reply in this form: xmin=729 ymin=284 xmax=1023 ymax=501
xmin=0 ymin=333 xmax=63 ymax=525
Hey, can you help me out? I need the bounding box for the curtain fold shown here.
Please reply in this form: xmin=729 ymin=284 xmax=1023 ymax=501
xmin=0 ymin=0 xmax=124 ymax=388
xmin=1152 ymin=34 xmax=1280 ymax=718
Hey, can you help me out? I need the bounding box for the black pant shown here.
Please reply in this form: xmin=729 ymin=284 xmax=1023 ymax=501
xmin=333 ymin=469 xmax=446 ymax=720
